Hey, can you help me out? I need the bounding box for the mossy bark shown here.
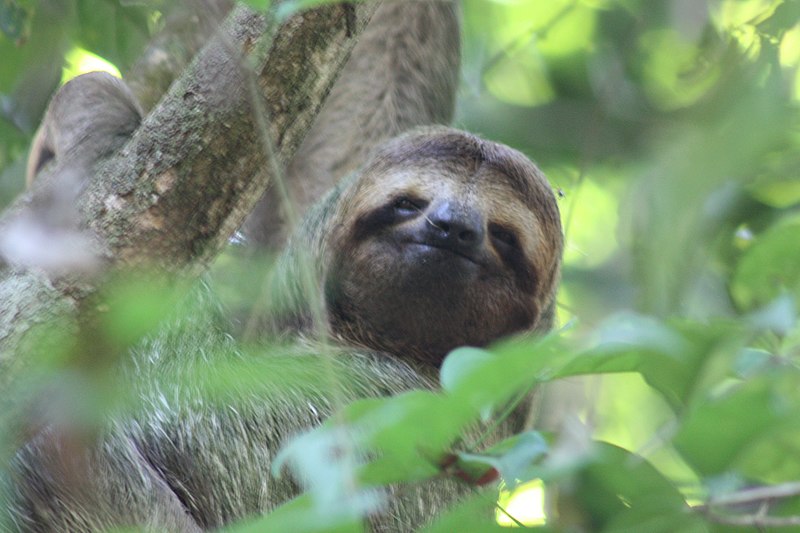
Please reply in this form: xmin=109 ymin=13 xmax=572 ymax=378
xmin=0 ymin=2 xmax=378 ymax=378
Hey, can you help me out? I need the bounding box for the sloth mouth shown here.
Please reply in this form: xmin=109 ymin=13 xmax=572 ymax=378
xmin=403 ymin=241 xmax=482 ymax=266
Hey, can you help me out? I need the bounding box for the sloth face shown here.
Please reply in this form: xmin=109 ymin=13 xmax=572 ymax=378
xmin=324 ymin=128 xmax=562 ymax=363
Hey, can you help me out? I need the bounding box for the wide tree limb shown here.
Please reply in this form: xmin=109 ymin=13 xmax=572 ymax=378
xmin=0 ymin=2 xmax=378 ymax=375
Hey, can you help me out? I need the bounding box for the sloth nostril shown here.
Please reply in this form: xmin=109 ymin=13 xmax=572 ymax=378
xmin=458 ymin=229 xmax=477 ymax=243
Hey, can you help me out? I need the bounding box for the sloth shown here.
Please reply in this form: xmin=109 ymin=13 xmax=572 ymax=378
xmin=9 ymin=125 xmax=562 ymax=532
xmin=7 ymin=2 xmax=562 ymax=529
xmin=269 ymin=127 xmax=563 ymax=365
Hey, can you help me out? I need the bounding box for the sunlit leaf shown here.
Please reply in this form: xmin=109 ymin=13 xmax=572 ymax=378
xmin=757 ymin=0 xmax=800 ymax=39
xmin=536 ymin=3 xmax=596 ymax=58
xmin=750 ymin=177 xmax=800 ymax=207
xmin=563 ymin=177 xmax=619 ymax=268
xmin=483 ymin=48 xmax=554 ymax=107
xmin=496 ymin=479 xmax=548 ymax=527
xmin=62 ymin=47 xmax=121 ymax=82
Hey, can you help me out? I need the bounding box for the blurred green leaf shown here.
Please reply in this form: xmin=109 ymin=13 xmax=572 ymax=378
xmin=456 ymin=431 xmax=549 ymax=490
xmin=675 ymin=368 xmax=800 ymax=478
xmin=99 ymin=275 xmax=182 ymax=348
xmin=276 ymin=391 xmax=466 ymax=490
xmin=74 ymin=0 xmax=151 ymax=70
xmin=639 ymin=28 xmax=720 ymax=110
xmin=0 ymin=0 xmax=30 ymax=41
xmin=225 ymin=494 xmax=363 ymax=533
xmin=750 ymin=177 xmax=800 ymax=208
xmin=732 ymin=219 xmax=800 ymax=310
xmin=745 ymin=294 xmax=797 ymax=336
xmin=239 ymin=0 xmax=271 ymax=11
xmin=556 ymin=314 xmax=738 ymax=411
xmin=757 ymin=0 xmax=800 ymax=39
xmin=349 ymin=391 xmax=467 ymax=484
xmin=569 ymin=443 xmax=706 ymax=533
xmin=422 ymin=490 xmax=511 ymax=533
xmin=441 ymin=335 xmax=574 ymax=416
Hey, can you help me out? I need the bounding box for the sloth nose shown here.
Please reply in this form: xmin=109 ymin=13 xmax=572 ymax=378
xmin=425 ymin=202 xmax=484 ymax=256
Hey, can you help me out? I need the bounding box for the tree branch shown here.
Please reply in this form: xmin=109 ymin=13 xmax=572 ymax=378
xmin=695 ymin=481 xmax=800 ymax=529
xmin=703 ymin=482 xmax=800 ymax=508
xmin=126 ymin=0 xmax=234 ymax=112
xmin=0 ymin=2 xmax=378 ymax=375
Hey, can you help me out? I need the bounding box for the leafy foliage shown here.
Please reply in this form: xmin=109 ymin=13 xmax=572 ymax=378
xmin=2 ymin=0 xmax=800 ymax=531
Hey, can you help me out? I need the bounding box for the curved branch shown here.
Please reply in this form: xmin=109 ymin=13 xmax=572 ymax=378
xmin=0 ymin=2 xmax=378 ymax=373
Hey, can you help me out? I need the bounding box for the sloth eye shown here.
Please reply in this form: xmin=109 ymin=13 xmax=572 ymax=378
xmin=490 ymin=225 xmax=519 ymax=249
xmin=393 ymin=197 xmax=423 ymax=214
xmin=357 ymin=196 xmax=428 ymax=236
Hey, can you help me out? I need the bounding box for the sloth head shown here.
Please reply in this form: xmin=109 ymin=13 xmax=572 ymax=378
xmin=321 ymin=127 xmax=563 ymax=364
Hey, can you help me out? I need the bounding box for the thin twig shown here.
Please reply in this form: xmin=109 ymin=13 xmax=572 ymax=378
xmin=694 ymin=481 xmax=800 ymax=529
xmin=697 ymin=482 xmax=800 ymax=509
xmin=702 ymin=512 xmax=800 ymax=528
xmin=495 ymin=501 xmax=527 ymax=528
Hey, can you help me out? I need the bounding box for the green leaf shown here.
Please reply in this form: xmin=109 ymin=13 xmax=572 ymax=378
xmin=224 ymin=494 xmax=363 ymax=533
xmin=272 ymin=427 xmax=383 ymax=518
xmin=456 ymin=431 xmax=549 ymax=489
xmin=745 ymin=294 xmax=798 ymax=337
xmin=239 ymin=0 xmax=271 ymax=11
xmin=556 ymin=314 xmax=735 ymax=412
xmin=735 ymin=427 xmax=800 ymax=484
xmin=756 ymin=0 xmax=800 ymax=39
xmin=276 ymin=391 xmax=469 ymax=490
xmin=441 ymin=334 xmax=574 ymax=416
xmin=348 ymin=391 xmax=468 ymax=484
xmin=675 ymin=368 xmax=800 ymax=478
xmin=732 ymin=219 xmax=800 ymax=310
xmin=750 ymin=178 xmax=800 ymax=208
xmin=99 ymin=275 xmax=185 ymax=348
xmin=422 ymin=490 xmax=510 ymax=533
xmin=74 ymin=0 xmax=151 ymax=70
xmin=0 ymin=0 xmax=30 ymax=41
xmin=440 ymin=346 xmax=497 ymax=411
xmin=569 ymin=443 xmax=706 ymax=533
